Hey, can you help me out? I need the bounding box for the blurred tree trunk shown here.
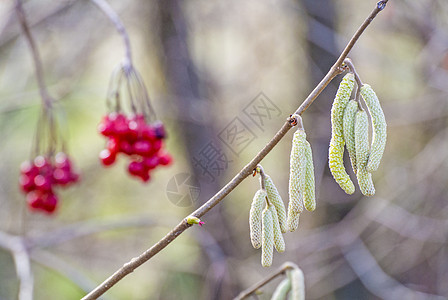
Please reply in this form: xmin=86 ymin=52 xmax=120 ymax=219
xmin=155 ymin=0 xmax=240 ymax=299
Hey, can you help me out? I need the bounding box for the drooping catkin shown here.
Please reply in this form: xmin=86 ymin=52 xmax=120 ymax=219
xmin=354 ymin=111 xmax=375 ymax=196
xmin=269 ymin=205 xmax=285 ymax=253
xmin=287 ymin=267 xmax=305 ymax=300
xmin=287 ymin=209 xmax=300 ymax=232
xmin=329 ymin=73 xmax=355 ymax=194
xmin=343 ymin=100 xmax=358 ymax=174
xmin=360 ymin=84 xmax=387 ymax=172
xmin=264 ymin=175 xmax=287 ymax=233
xmin=304 ymin=141 xmax=316 ymax=212
xmin=289 ymin=128 xmax=306 ymax=214
xmin=249 ymin=189 xmax=267 ymax=249
xmin=271 ymin=277 xmax=291 ymax=300
xmin=262 ymin=207 xmax=274 ymax=267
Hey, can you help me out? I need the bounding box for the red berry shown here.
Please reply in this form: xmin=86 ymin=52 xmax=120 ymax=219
xmin=53 ymin=168 xmax=71 ymax=185
xmin=133 ymin=140 xmax=152 ymax=156
xmin=20 ymin=161 xmax=38 ymax=176
xmin=119 ymin=140 xmax=133 ymax=155
xmin=34 ymin=156 xmax=53 ymax=175
xmin=19 ymin=174 xmax=35 ymax=193
xmin=107 ymin=137 xmax=121 ymax=154
xmin=143 ymin=156 xmax=159 ymax=170
xmin=158 ymin=153 xmax=172 ymax=166
xmin=27 ymin=191 xmax=43 ymax=210
xmin=34 ymin=175 xmax=52 ymax=192
xmin=128 ymin=161 xmax=145 ymax=176
xmin=151 ymin=140 xmax=162 ymax=154
xmin=142 ymin=125 xmax=156 ymax=141
xmin=55 ymin=152 xmax=71 ymax=170
xmin=41 ymin=192 xmax=58 ymax=213
xmin=98 ymin=115 xmax=115 ymax=137
xmin=153 ymin=122 xmax=166 ymax=139
xmin=112 ymin=113 xmax=129 ymax=137
xmin=99 ymin=149 xmax=116 ymax=166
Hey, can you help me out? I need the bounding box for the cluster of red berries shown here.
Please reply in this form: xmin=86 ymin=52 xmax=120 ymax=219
xmin=19 ymin=153 xmax=79 ymax=213
xmin=98 ymin=113 xmax=172 ymax=182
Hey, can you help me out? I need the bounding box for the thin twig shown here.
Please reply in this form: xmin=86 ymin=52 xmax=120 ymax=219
xmin=343 ymin=58 xmax=363 ymax=103
xmin=15 ymin=0 xmax=53 ymax=109
xmin=89 ymin=0 xmax=132 ymax=68
xmin=234 ymin=262 xmax=296 ymax=300
xmin=256 ymin=164 xmax=267 ymax=190
xmin=82 ymin=2 xmax=389 ymax=299
xmin=0 ymin=232 xmax=33 ymax=300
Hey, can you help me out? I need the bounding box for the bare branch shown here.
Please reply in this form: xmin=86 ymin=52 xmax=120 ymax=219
xmin=0 ymin=232 xmax=33 ymax=300
xmin=15 ymin=0 xmax=53 ymax=109
xmin=82 ymin=2 xmax=390 ymax=299
xmin=234 ymin=262 xmax=296 ymax=300
xmin=89 ymin=0 xmax=132 ymax=68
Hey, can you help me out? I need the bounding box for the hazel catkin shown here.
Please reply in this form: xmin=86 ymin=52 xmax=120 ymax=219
xmin=288 ymin=267 xmax=305 ymax=300
xmin=269 ymin=205 xmax=286 ymax=253
xmin=354 ymin=110 xmax=375 ymax=196
xmin=303 ymin=141 xmax=316 ymax=212
xmin=343 ymin=100 xmax=358 ymax=174
xmin=249 ymin=189 xmax=267 ymax=249
xmin=360 ymin=84 xmax=387 ymax=172
xmin=264 ymin=175 xmax=287 ymax=233
xmin=329 ymin=73 xmax=355 ymax=194
xmin=261 ymin=207 xmax=274 ymax=267
xmin=287 ymin=210 xmax=300 ymax=232
xmin=289 ymin=128 xmax=306 ymax=214
xmin=271 ymin=277 xmax=291 ymax=300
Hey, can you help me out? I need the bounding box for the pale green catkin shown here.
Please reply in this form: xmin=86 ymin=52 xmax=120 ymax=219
xmin=263 ymin=175 xmax=287 ymax=233
xmin=289 ymin=128 xmax=306 ymax=214
xmin=343 ymin=100 xmax=358 ymax=174
xmin=355 ymin=111 xmax=375 ymax=196
xmin=329 ymin=73 xmax=356 ymax=194
xmin=249 ymin=189 xmax=267 ymax=249
xmin=360 ymin=84 xmax=387 ymax=172
xmin=269 ymin=205 xmax=285 ymax=253
xmin=262 ymin=207 xmax=274 ymax=267
xmin=287 ymin=209 xmax=300 ymax=232
xmin=304 ymin=141 xmax=316 ymax=212
xmin=287 ymin=267 xmax=305 ymax=300
xmin=271 ymin=277 xmax=291 ymax=300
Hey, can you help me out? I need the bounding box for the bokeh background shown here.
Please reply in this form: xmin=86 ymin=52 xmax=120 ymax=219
xmin=1 ymin=0 xmax=448 ymax=299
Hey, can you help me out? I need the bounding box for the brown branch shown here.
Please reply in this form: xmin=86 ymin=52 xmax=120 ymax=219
xmin=15 ymin=0 xmax=53 ymax=109
xmin=89 ymin=0 xmax=133 ymax=68
xmin=234 ymin=262 xmax=298 ymax=300
xmin=82 ymin=1 xmax=390 ymax=299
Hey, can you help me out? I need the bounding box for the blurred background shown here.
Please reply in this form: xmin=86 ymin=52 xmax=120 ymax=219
xmin=1 ymin=0 xmax=448 ymax=299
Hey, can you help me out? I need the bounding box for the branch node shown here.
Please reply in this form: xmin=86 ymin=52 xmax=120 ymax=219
xmin=377 ymin=1 xmax=387 ymax=11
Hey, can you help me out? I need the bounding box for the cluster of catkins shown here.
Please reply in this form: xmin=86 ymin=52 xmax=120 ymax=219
xmin=288 ymin=123 xmax=316 ymax=231
xmin=271 ymin=263 xmax=305 ymax=300
xmin=328 ymin=72 xmax=387 ymax=196
xmin=249 ymin=117 xmax=316 ymax=267
xmin=249 ymin=166 xmax=287 ymax=267
xmin=19 ymin=153 xmax=79 ymax=213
